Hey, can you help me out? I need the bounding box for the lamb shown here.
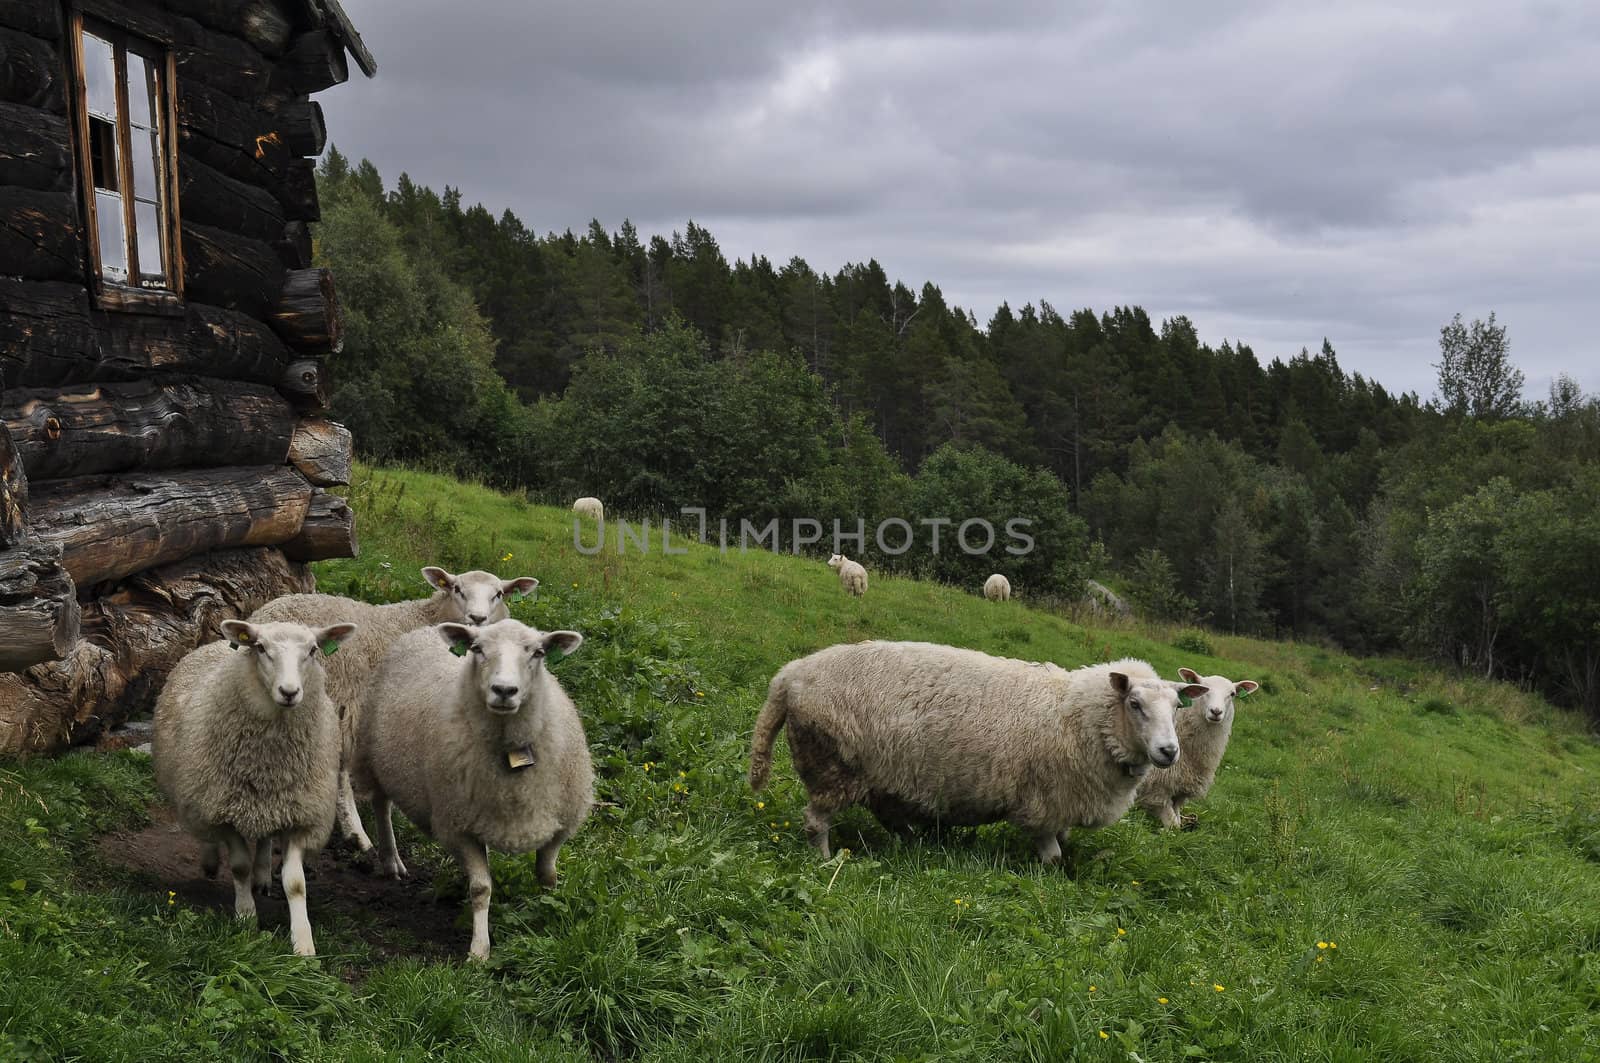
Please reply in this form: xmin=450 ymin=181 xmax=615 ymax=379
xmin=250 ymin=566 xmax=538 ymax=851
xmin=983 ymin=574 xmax=1011 ymax=601
xmin=748 ymin=642 xmax=1207 ymax=863
xmin=1135 ymin=667 xmax=1258 ymax=830
xmin=153 ymin=619 xmax=357 ymax=956
xmin=354 ymin=619 xmax=593 ymax=961
xmin=827 ymin=553 xmax=867 ymax=596
xmin=572 ymin=497 xmax=604 ymax=522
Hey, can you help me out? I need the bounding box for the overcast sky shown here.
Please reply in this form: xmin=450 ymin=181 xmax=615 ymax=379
xmin=322 ymin=0 xmax=1600 ymax=401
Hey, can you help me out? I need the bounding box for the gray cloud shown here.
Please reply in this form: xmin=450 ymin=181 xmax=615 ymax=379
xmin=323 ymin=0 xmax=1600 ymax=399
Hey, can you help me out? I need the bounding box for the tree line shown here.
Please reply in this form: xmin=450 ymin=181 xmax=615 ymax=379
xmin=312 ymin=149 xmax=1600 ymax=720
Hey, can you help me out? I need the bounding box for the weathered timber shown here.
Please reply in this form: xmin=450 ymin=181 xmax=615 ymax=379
xmin=171 ymin=20 xmax=274 ymax=101
xmin=274 ymin=219 xmax=312 ymax=270
xmin=276 ymin=98 xmax=326 ymax=157
xmin=181 ymin=222 xmax=284 ymax=320
xmin=0 ymin=102 xmax=70 ymax=191
xmin=3 ymin=378 xmax=294 ymax=480
xmin=287 ymin=417 xmax=352 ymax=486
xmin=177 ymin=81 xmax=292 ymax=188
xmin=283 ymin=158 xmax=319 ymax=222
xmin=177 ymin=154 xmax=287 ymax=243
xmin=321 ymin=0 xmax=376 ymax=77
xmin=29 ymin=465 xmax=312 ymax=587
xmin=271 ymin=268 xmax=343 ymax=353
xmin=278 ymin=358 xmax=329 ymax=412
xmin=0 ymin=28 xmax=63 ymax=112
xmin=159 ymin=0 xmax=292 ymax=56
xmin=0 ymin=186 xmax=80 ymax=282
xmin=282 ymin=488 xmax=355 ymax=562
xmin=281 ymin=29 xmax=348 ymax=94
xmin=0 ymin=279 xmax=293 ymax=389
xmin=0 ymin=1 xmax=63 ymax=40
xmin=0 ymin=539 xmax=79 ymax=673
xmin=0 ymin=546 xmax=311 ymax=754
xmin=0 ymin=421 xmax=26 ymax=546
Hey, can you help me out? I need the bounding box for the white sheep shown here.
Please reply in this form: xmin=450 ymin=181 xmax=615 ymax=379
xmin=153 ymin=619 xmax=357 ymax=956
xmin=984 ymin=574 xmax=1011 ymax=601
xmin=827 ymin=553 xmax=867 ymax=597
xmin=250 ymin=566 xmax=538 ymax=851
xmin=749 ymin=642 xmax=1207 ymax=863
xmin=572 ymin=497 xmax=604 ymax=522
xmin=354 ymin=619 xmax=593 ymax=961
xmin=1136 ymin=667 xmax=1258 ymax=830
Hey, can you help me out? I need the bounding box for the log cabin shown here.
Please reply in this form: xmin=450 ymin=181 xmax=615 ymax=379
xmin=0 ymin=0 xmax=375 ymax=754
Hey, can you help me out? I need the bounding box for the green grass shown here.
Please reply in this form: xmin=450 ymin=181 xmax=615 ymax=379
xmin=5 ymin=463 xmax=1600 ymax=1059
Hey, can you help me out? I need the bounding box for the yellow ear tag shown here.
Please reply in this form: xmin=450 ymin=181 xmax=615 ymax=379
xmin=229 ymin=630 xmax=250 ymax=650
xmin=450 ymin=641 xmax=469 ymax=658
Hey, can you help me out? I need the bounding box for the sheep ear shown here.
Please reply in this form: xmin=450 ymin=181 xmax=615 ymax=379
xmin=1179 ymin=683 xmax=1209 ymax=700
xmin=220 ymin=620 xmax=255 ymax=649
xmin=1178 ymin=667 xmax=1202 ymax=684
xmin=538 ymin=630 xmax=582 ymax=665
xmin=439 ymin=622 xmax=475 ymax=657
xmin=1108 ymin=671 xmax=1130 ymax=696
xmin=316 ymin=623 xmax=358 ymax=656
xmin=503 ymin=576 xmax=539 ymax=602
xmin=1235 ymin=680 xmax=1259 ymax=697
xmin=422 ymin=567 xmax=454 ymax=592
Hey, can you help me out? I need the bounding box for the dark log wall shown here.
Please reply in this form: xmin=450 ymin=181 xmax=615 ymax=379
xmin=0 ymin=0 xmax=366 ymax=751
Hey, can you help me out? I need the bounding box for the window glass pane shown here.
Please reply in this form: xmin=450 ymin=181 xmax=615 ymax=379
xmin=89 ymin=116 xmax=119 ymax=191
xmin=83 ymin=32 xmax=118 ymax=121
xmin=126 ymin=53 xmax=153 ymax=130
xmin=95 ymin=190 xmax=127 ymax=283
xmin=132 ymin=128 xmax=159 ymax=203
xmin=135 ymin=200 xmax=164 ymax=284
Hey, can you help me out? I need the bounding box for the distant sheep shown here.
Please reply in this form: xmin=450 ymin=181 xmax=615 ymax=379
xmin=572 ymin=497 xmax=604 ymax=522
xmin=355 ymin=619 xmax=593 ymax=961
xmin=749 ymin=642 xmax=1207 ymax=863
xmin=984 ymin=574 xmax=1011 ymax=601
xmin=250 ymin=567 xmax=538 ymax=850
xmin=827 ymin=553 xmax=867 ymax=596
xmin=1136 ymin=667 xmax=1257 ymax=830
xmin=153 ymin=619 xmax=357 ymax=956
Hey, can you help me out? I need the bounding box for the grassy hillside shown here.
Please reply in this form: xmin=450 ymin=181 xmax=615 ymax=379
xmin=4 ymin=465 xmax=1600 ymax=1060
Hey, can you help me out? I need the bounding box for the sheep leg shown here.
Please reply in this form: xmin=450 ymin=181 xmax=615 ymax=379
xmin=1156 ymin=802 xmax=1183 ymax=831
xmin=1031 ymin=829 xmax=1063 ymax=865
xmin=199 ymin=841 xmax=220 ymax=879
xmin=336 ymin=770 xmax=374 ymax=852
xmin=281 ymin=841 xmax=315 ymax=957
xmin=534 ymin=835 xmax=563 ymax=889
xmin=253 ymin=838 xmax=274 ymax=895
xmin=372 ymin=792 xmax=408 ymax=879
xmin=1056 ymin=828 xmax=1072 ymax=850
xmin=457 ymin=841 xmax=494 ymax=962
xmin=803 ymin=802 xmax=836 ymax=861
xmin=223 ymin=831 xmax=257 ymax=922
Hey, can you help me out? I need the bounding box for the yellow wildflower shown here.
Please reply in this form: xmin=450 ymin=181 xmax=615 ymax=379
xmin=1329 ymin=942 xmax=1338 ymax=949
xmin=1317 ymin=941 xmax=1328 ymax=949
xmin=1316 ymin=956 xmax=1325 ymax=963
xmin=1116 ymin=927 xmax=1126 ymax=936
xmin=679 ymin=770 xmax=687 ymax=778
xmin=695 ymin=691 xmax=705 ymax=698
xmin=1098 ymin=1031 xmax=1108 ymax=1040
xmin=1214 ymin=984 xmax=1225 ymax=992
xmin=771 ymin=833 xmax=779 ymax=841
xmin=783 ymin=821 xmax=790 ymax=827
xmin=500 ymin=552 xmax=513 ymax=562
xmin=167 ymin=890 xmax=176 ymax=906
xmin=1088 ymin=985 xmax=1096 ymax=993
xmin=1157 ymin=997 xmax=1168 ymax=1005
xmin=756 ymin=801 xmax=765 ymax=809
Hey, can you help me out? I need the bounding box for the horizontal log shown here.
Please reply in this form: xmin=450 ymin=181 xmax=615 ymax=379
xmin=279 ymin=358 xmax=329 ymax=412
xmin=0 ymin=278 xmax=294 ymax=390
xmin=159 ymin=0 xmax=292 ymax=57
xmin=0 ymin=545 xmax=311 ymax=753
xmin=275 ymin=98 xmax=325 ymax=157
xmin=283 ymin=158 xmax=319 ymax=222
xmin=0 ymin=28 xmax=64 ymax=113
xmin=178 ymin=154 xmax=287 ymax=243
xmin=29 ymin=464 xmax=312 ymax=587
xmin=181 ymin=222 xmax=285 ymax=320
xmin=287 ymin=416 xmax=352 ymax=486
xmin=1 ymin=421 xmax=26 ymax=546
xmin=0 ymin=101 xmax=70 ymax=191
xmin=173 ymin=20 xmax=274 ymax=101
xmin=3 ymin=377 xmax=294 ymax=480
xmin=280 ymin=29 xmax=348 ymax=95
xmin=177 ymin=81 xmax=293 ymax=190
xmin=274 ymin=218 xmax=312 ymax=270
xmin=0 ymin=186 xmax=81 ymax=282
xmin=0 ymin=539 xmax=79 ymax=673
xmin=271 ymin=267 xmax=342 ymax=353
xmin=282 ymin=488 xmax=355 ymax=562
xmin=0 ymin=1 xmax=63 ymax=40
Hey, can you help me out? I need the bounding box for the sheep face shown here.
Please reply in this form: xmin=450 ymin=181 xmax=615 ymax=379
xmin=438 ymin=620 xmax=583 ymax=716
xmin=827 ymin=554 xmax=847 ymax=570
xmin=423 ymin=567 xmax=540 ymax=626
xmin=1178 ymin=668 xmax=1259 ymax=725
xmin=1109 ymin=671 xmax=1208 ymax=768
xmin=219 ymin=620 xmax=357 ymax=710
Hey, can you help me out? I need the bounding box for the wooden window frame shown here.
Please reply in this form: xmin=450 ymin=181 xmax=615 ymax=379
xmin=65 ymin=6 xmax=185 ymax=314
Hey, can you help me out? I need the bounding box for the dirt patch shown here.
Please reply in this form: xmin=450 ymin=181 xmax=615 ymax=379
xmin=97 ymin=805 xmax=467 ymax=963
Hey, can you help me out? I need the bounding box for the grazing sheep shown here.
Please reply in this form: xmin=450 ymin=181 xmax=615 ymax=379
xmin=572 ymin=497 xmax=604 ymax=522
xmin=250 ymin=567 xmax=538 ymax=851
xmin=827 ymin=553 xmax=867 ymax=597
xmin=748 ymin=642 xmax=1207 ymax=863
xmin=984 ymin=574 xmax=1011 ymax=601
xmin=1136 ymin=667 xmax=1258 ymax=830
xmin=153 ymin=619 xmax=357 ymax=956
xmin=354 ymin=619 xmax=593 ymax=961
